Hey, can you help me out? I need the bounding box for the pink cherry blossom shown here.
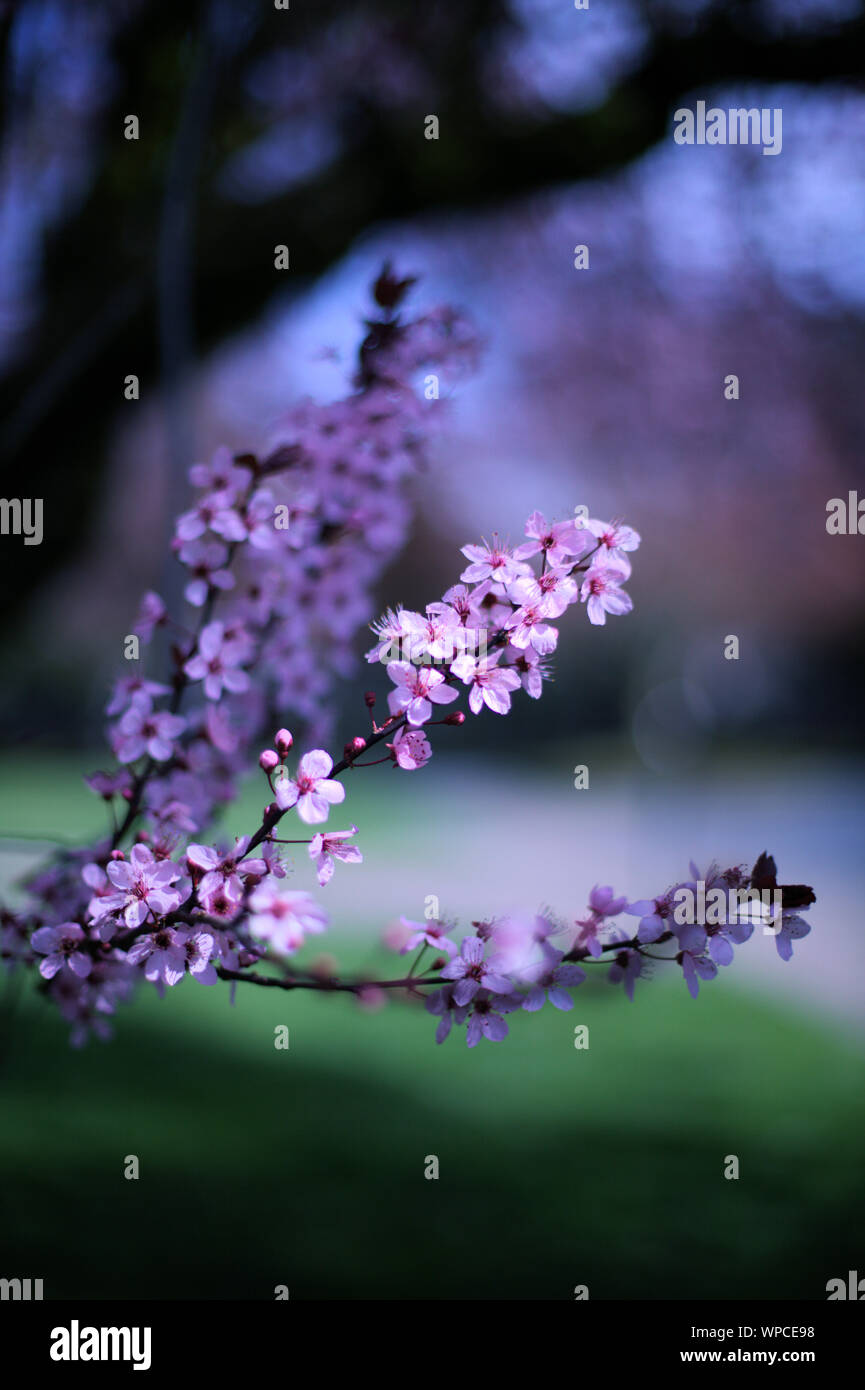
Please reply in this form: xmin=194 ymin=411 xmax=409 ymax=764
xmin=504 ymin=644 xmax=549 ymax=699
xmin=188 ymin=445 xmax=250 ymax=499
xmin=126 ymin=925 xmax=188 ymax=987
xmin=509 ymin=565 xmax=579 ymax=619
xmin=459 ymin=535 xmax=529 ymax=586
xmin=401 ymin=606 xmax=462 ymax=662
xmin=503 ymin=599 xmax=559 ymax=654
xmin=275 ymin=750 xmax=346 ymax=823
xmin=175 ymin=488 xmax=247 ymax=544
xmin=580 ymin=560 xmax=633 ymax=626
xmin=106 ymin=675 xmax=172 ymax=717
xmin=178 ymin=539 xmax=235 ymax=607
xmin=514 ymin=511 xmax=591 ymax=566
xmin=133 ymin=591 xmax=167 ymax=642
xmin=100 ymin=844 xmax=190 ymax=929
xmin=450 ymin=652 xmax=521 ymax=715
xmin=389 ymin=726 xmax=432 ymax=770
xmin=440 ymin=935 xmax=514 ymax=1006
xmin=386 ymin=661 xmax=458 ymax=725
xmin=31 ymin=923 xmax=91 ymax=980
xmin=308 ymin=827 xmax=363 ymax=886
xmin=183 ymin=621 xmax=250 ymax=700
xmin=186 ymin=839 xmax=266 ymax=914
xmin=113 ymin=696 xmax=186 ymax=764
xmin=247 ymin=883 xmax=328 ymax=954
xmin=399 ymin=917 xmax=457 ymax=958
xmin=584 ymin=516 xmax=641 ymax=569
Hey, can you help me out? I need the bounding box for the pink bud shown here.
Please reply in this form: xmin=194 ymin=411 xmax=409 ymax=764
xmin=275 ymin=728 xmax=293 ymax=755
xmin=259 ymin=749 xmax=279 ymax=772
xmin=344 ymin=736 xmax=367 ymax=759
xmin=309 ymin=953 xmax=338 ymax=980
xmin=364 ymin=691 xmax=376 ymax=709
xmin=110 ymin=850 xmax=125 ymax=861
xmin=443 ymin=711 xmax=465 ymax=725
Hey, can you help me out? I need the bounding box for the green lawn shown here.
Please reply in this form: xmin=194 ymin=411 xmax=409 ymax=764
xmin=1 ymin=950 xmax=862 ymax=1300
xmin=1 ymin=755 xmax=862 ymax=1300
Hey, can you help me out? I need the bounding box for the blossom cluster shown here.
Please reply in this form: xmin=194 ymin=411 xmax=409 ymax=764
xmin=407 ymin=855 xmax=814 ymax=1047
xmin=366 ymin=511 xmax=639 ymax=731
xmin=0 ymin=271 xmax=814 ymax=1048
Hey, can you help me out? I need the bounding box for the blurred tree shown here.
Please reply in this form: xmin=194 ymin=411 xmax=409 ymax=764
xmin=1 ymin=0 xmax=864 ymax=618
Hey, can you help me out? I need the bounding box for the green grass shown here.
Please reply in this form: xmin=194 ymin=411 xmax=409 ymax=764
xmin=1 ymin=947 xmax=862 ymax=1301
xmin=1 ymin=754 xmax=863 ymax=1300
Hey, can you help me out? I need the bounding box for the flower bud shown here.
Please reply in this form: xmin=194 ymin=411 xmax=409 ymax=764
xmin=275 ymin=728 xmax=293 ymax=755
xmin=364 ymin=691 xmax=376 ymax=709
xmin=344 ymin=736 xmax=367 ymax=760
xmin=110 ymin=850 xmax=125 ymax=861
xmin=259 ymin=749 xmax=280 ymax=772
xmin=443 ymin=711 xmax=465 ymax=725
xmin=309 ymin=953 xmax=338 ymax=981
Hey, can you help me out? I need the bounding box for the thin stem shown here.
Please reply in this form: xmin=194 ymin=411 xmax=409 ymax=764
xmin=216 ymin=966 xmax=443 ymax=994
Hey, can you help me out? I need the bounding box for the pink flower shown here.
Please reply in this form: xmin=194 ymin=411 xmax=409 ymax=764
xmin=178 ymin=930 xmax=218 ymax=985
xmin=509 ymin=565 xmax=579 ymax=619
xmin=439 ymin=583 xmax=486 ymax=629
xmin=100 ymin=844 xmax=190 ymax=928
xmin=401 ymin=606 xmax=462 ymax=662
xmin=176 ymin=489 xmax=247 ymax=543
xmin=465 ymin=991 xmax=523 ymax=1047
xmin=459 ymin=536 xmax=529 ymax=586
xmin=126 ymin=926 xmax=187 ymax=987
xmin=308 ymin=827 xmax=363 ymax=886
xmin=178 ymin=539 xmax=235 ymax=607
xmin=450 ymin=652 xmax=521 ymax=715
xmin=188 ymin=444 xmax=250 ymax=499
xmin=504 ymin=644 xmax=549 ymax=699
xmin=580 ymin=560 xmax=633 ymax=626
xmin=574 ymin=886 xmax=629 ymax=958
xmin=247 ymin=883 xmax=328 ymax=954
xmin=106 ymin=675 xmax=171 ymax=717
xmin=183 ymin=620 xmax=251 ymax=700
xmin=365 ymin=607 xmax=412 ymax=664
xmin=399 ymin=917 xmax=457 ymax=958
xmin=440 ymin=935 xmax=514 ymax=1006
xmin=133 ymin=591 xmax=167 ymax=642
xmin=588 ymin=884 xmax=629 ymax=918
xmin=503 ymin=600 xmax=559 ymax=654
xmin=521 ymin=948 xmax=587 ymax=1012
xmin=584 ymin=517 xmax=641 ymax=570
xmin=84 ymin=769 xmax=132 ymax=800
xmin=680 ymin=948 xmax=718 ymax=999
xmin=389 ymin=726 xmax=432 ymax=770
xmin=31 ymin=922 xmax=91 ymax=980
xmin=114 ymin=696 xmax=186 ymax=764
xmin=386 ymin=661 xmax=458 ymax=725
xmin=186 ymin=839 xmax=267 ymax=915
xmin=275 ymin=750 xmax=346 ymax=824
xmin=608 ymin=947 xmax=645 ymax=1001
xmin=514 ymin=511 xmax=591 ymax=566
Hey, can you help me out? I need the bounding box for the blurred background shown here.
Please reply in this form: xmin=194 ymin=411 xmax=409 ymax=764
xmin=1 ymin=0 xmax=863 ymax=1300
